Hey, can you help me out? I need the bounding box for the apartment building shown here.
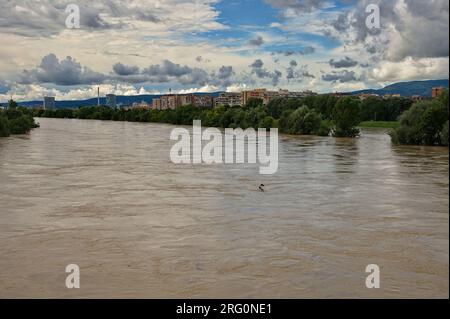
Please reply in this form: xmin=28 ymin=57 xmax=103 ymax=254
xmin=152 ymin=89 xmax=316 ymax=110
xmin=241 ymin=89 xmax=268 ymax=106
xmin=193 ymin=95 xmax=214 ymax=108
xmin=214 ymin=92 xmax=242 ymax=107
xmin=152 ymin=94 xmax=213 ymax=110
xmin=242 ymin=89 xmax=316 ymax=106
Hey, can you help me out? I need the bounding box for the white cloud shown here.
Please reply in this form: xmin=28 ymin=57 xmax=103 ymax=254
xmin=177 ymin=84 xmax=220 ymax=94
xmin=0 ymin=83 xmax=159 ymax=102
xmin=369 ymin=57 xmax=449 ymax=82
xmin=0 ymin=0 xmax=448 ymax=100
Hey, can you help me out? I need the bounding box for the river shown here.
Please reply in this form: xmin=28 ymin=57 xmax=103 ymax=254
xmin=0 ymin=118 xmax=448 ymax=298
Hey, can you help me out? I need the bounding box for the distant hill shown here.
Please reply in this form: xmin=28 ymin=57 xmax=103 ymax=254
xmin=351 ymin=79 xmax=449 ymax=97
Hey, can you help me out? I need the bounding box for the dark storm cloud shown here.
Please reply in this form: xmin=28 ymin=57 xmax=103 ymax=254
xmin=20 ymin=54 xmax=107 ymax=85
xmin=248 ymin=36 xmax=265 ymax=46
xmin=265 ymin=0 xmax=324 ymax=13
xmin=142 ymin=60 xmax=211 ymax=86
xmin=18 ymin=54 xmax=234 ymax=88
xmin=217 ymin=66 xmax=235 ymax=80
xmin=331 ymin=13 xmax=348 ymax=32
xmin=113 ymin=63 xmax=140 ymax=76
xmin=250 ymin=59 xmax=264 ymax=69
xmin=122 ymin=60 xmax=233 ymax=86
xmin=329 ymin=56 xmax=358 ymax=68
xmin=322 ymin=70 xmax=357 ymax=83
xmin=286 ymin=62 xmax=315 ymax=81
xmin=144 ymin=60 xmax=193 ymax=78
xmin=273 ymin=46 xmax=315 ymax=57
xmin=249 ymin=59 xmax=282 ymax=86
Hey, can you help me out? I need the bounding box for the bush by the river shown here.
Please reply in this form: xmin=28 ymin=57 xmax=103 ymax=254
xmin=390 ymin=90 xmax=449 ymax=146
xmin=0 ymin=103 xmax=39 ymax=138
xmin=279 ymin=106 xmax=330 ymax=136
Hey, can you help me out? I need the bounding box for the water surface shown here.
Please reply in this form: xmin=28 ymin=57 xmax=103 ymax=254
xmin=0 ymin=118 xmax=448 ymax=298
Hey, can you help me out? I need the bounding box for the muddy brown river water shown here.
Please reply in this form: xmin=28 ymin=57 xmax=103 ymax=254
xmin=0 ymin=118 xmax=448 ymax=298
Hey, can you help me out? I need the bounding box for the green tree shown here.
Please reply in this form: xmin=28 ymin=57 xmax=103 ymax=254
xmin=390 ymin=97 xmax=449 ymax=146
xmin=245 ymin=98 xmax=263 ymax=109
xmin=420 ymin=101 xmax=449 ymax=145
xmin=316 ymin=120 xmax=332 ymax=137
xmin=438 ymin=89 xmax=449 ymax=107
xmin=288 ymin=106 xmax=321 ymax=135
xmin=278 ymin=105 xmax=322 ymax=135
xmin=332 ymin=97 xmax=361 ymax=137
xmin=8 ymin=99 xmax=18 ymax=109
xmin=259 ymin=116 xmax=276 ymax=129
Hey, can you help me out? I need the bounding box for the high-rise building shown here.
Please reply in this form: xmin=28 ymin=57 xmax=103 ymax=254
xmin=106 ymin=94 xmax=117 ymax=109
xmin=43 ymin=96 xmax=55 ymax=110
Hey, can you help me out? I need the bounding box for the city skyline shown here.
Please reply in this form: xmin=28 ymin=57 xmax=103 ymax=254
xmin=0 ymin=0 xmax=449 ymax=103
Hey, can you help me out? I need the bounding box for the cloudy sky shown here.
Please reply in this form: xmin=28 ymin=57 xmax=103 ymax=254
xmin=0 ymin=0 xmax=448 ymax=102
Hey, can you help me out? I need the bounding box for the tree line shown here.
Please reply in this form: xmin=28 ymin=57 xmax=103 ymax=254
xmin=33 ymin=91 xmax=449 ymax=146
xmin=35 ymin=94 xmax=400 ymax=137
xmin=35 ymin=95 xmax=366 ymax=138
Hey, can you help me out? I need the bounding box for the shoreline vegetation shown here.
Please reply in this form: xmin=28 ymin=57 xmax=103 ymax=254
xmin=0 ymin=100 xmax=39 ymax=138
xmin=2 ymin=90 xmax=449 ymax=147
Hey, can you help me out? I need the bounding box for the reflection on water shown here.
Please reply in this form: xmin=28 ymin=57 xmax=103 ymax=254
xmin=0 ymin=118 xmax=448 ymax=298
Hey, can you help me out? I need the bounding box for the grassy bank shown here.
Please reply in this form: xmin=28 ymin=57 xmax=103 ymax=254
xmin=358 ymin=121 xmax=400 ymax=129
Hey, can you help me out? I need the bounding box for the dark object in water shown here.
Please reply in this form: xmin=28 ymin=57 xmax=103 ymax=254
xmin=259 ymin=184 xmax=265 ymax=192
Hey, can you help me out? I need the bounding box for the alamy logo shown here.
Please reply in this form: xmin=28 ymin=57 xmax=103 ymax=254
xmin=65 ymin=264 xmax=80 ymax=289
xmin=365 ymin=4 xmax=381 ymax=29
xmin=65 ymin=4 xmax=80 ymax=29
xmin=365 ymin=264 xmax=380 ymax=289
xmin=170 ymin=120 xmax=279 ymax=175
